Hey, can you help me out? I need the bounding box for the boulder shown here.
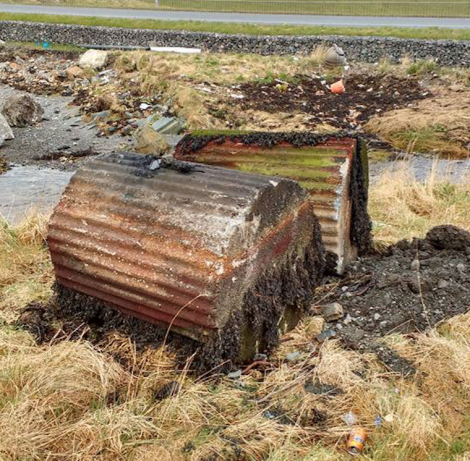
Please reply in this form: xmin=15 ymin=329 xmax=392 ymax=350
xmin=79 ymin=50 xmax=108 ymax=70
xmin=2 ymin=94 xmax=44 ymax=127
xmin=0 ymin=113 xmax=14 ymax=147
xmin=135 ymin=125 xmax=170 ymax=155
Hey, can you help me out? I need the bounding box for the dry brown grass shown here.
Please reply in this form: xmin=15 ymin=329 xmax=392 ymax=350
xmin=369 ymin=164 xmax=470 ymax=245
xmin=0 ymin=213 xmax=53 ymax=322
xmin=366 ymin=87 xmax=470 ymax=157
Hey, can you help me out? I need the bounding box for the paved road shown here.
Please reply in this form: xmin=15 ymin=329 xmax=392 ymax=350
xmin=1 ymin=3 xmax=469 ymax=28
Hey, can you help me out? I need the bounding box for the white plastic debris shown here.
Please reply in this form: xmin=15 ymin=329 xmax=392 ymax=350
xmin=343 ymin=411 xmax=358 ymax=426
xmin=150 ymin=46 xmax=201 ymax=54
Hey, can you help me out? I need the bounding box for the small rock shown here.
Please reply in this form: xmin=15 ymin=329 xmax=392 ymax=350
xmin=0 ymin=113 xmax=14 ymax=146
xmin=227 ymin=370 xmax=242 ymax=379
xmin=1 ymin=94 xmax=44 ymax=127
xmin=79 ymin=49 xmax=109 ymax=70
xmin=373 ymin=313 xmax=381 ymax=321
xmin=148 ymin=159 xmax=161 ymax=171
xmin=254 ymin=353 xmax=268 ymax=361
xmin=151 ymin=116 xmax=184 ymax=135
xmin=135 ymin=125 xmax=170 ymax=155
xmin=304 ymin=316 xmax=325 ymax=337
xmin=285 ymin=352 xmax=300 ymax=362
xmin=457 ymin=263 xmax=466 ymax=273
xmin=411 ymin=259 xmax=420 ymax=271
xmin=321 ymin=302 xmax=344 ymax=322
xmin=343 ymin=314 xmax=352 ymax=325
xmin=152 ymin=381 xmax=180 ymax=401
xmin=305 ymin=379 xmax=343 ymax=396
xmin=66 ymin=66 xmax=84 ymax=79
xmin=341 ymin=326 xmax=365 ymax=343
xmin=316 ymin=329 xmax=336 ymax=343
xmin=438 ymin=279 xmax=449 ymax=289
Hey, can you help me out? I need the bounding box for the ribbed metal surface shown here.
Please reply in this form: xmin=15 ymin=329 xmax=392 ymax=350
xmin=175 ymin=134 xmax=359 ymax=273
xmin=48 ymin=152 xmax=315 ymax=341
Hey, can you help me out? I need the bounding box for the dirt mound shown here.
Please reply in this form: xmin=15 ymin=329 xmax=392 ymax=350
xmin=315 ymin=225 xmax=470 ymax=373
xmin=234 ymin=74 xmax=430 ymax=130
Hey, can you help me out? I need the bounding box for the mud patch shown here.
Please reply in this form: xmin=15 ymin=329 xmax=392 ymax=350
xmin=314 ymin=225 xmax=470 ymax=374
xmin=233 ymin=74 xmax=430 ymax=130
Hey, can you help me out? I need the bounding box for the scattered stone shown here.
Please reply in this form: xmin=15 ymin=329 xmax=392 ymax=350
xmin=411 ymin=259 xmax=420 ymax=271
xmin=0 ymin=113 xmax=14 ymax=146
xmin=254 ymin=353 xmax=268 ymax=361
xmin=2 ymin=94 xmax=44 ymax=127
xmin=340 ymin=327 xmax=365 ymax=344
xmin=66 ymin=66 xmax=84 ymax=79
xmin=321 ymin=302 xmax=344 ymax=322
xmin=148 ymin=159 xmax=162 ymax=171
xmin=438 ymin=279 xmax=449 ymax=289
xmin=285 ymin=352 xmax=301 ymax=362
xmin=304 ymin=316 xmax=325 ymax=337
xmin=79 ymin=49 xmax=109 ymax=70
xmin=227 ymin=370 xmax=242 ymax=379
xmin=151 ymin=116 xmax=184 ymax=135
xmin=373 ymin=313 xmax=381 ymax=321
xmin=457 ymin=263 xmax=466 ymax=273
xmin=343 ymin=314 xmax=352 ymax=325
xmin=316 ymin=329 xmax=336 ymax=343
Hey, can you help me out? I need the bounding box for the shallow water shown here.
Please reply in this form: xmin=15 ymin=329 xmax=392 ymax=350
xmin=369 ymin=154 xmax=470 ymax=184
xmin=0 ymin=166 xmax=74 ymax=224
xmin=1 ymin=154 xmax=468 ymax=225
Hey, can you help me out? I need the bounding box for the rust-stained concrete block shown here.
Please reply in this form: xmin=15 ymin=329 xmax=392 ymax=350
xmin=48 ymin=153 xmax=325 ymax=365
xmin=175 ymin=131 xmax=371 ymax=274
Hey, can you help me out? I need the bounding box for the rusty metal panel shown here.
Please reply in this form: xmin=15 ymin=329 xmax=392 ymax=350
xmin=175 ymin=132 xmax=368 ymax=273
xmin=48 ymin=153 xmax=321 ymax=344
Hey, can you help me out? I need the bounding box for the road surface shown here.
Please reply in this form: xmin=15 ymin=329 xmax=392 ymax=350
xmin=0 ymin=3 xmax=469 ymax=28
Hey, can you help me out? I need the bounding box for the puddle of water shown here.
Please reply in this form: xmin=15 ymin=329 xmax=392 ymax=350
xmin=0 ymin=166 xmax=73 ymax=224
xmin=370 ymin=155 xmax=470 ymax=184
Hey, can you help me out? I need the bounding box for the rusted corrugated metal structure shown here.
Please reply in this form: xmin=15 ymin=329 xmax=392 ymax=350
xmin=175 ymin=131 xmax=371 ymax=273
xmin=48 ymin=153 xmax=325 ymax=362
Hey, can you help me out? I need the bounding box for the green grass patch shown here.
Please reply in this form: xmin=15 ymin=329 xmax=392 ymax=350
xmin=389 ymin=125 xmax=463 ymax=155
xmin=1 ymin=12 xmax=470 ymax=41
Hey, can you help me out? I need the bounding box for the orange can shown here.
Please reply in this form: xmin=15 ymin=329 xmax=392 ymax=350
xmin=347 ymin=427 xmax=367 ymax=456
xmin=330 ymin=79 xmax=346 ymax=94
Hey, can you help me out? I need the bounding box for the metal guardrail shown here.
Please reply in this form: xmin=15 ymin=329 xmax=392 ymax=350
xmin=157 ymin=0 xmax=470 ymax=17
xmin=3 ymin=0 xmax=470 ymax=17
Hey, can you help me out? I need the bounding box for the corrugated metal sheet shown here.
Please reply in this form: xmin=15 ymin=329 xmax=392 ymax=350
xmin=48 ymin=153 xmax=317 ymax=342
xmin=175 ymin=133 xmax=362 ymax=273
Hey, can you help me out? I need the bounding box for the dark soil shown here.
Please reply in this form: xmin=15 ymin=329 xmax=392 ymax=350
xmin=314 ymin=225 xmax=470 ymax=375
xmin=234 ymin=74 xmax=430 ymax=130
